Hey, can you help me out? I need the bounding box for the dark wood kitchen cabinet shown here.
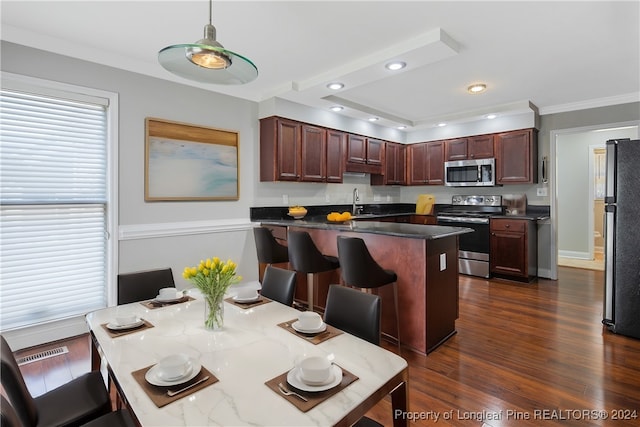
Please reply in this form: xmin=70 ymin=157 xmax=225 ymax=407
xmin=490 ymin=218 xmax=537 ymax=281
xmin=445 ymin=135 xmax=494 ymax=161
xmin=260 ymin=116 xmax=343 ymax=183
xmin=371 ymin=141 xmax=406 ymax=185
xmin=407 ymin=141 xmax=444 ymax=185
xmin=495 ymin=129 xmax=538 ymax=184
xmin=345 ymin=135 xmax=384 ymax=174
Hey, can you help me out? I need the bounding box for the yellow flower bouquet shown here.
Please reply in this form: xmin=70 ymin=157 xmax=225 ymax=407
xmin=183 ymin=257 xmax=242 ymax=329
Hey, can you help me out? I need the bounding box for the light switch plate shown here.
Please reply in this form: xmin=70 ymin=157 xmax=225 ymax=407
xmin=282 ymin=194 xmax=289 ymax=204
xmin=439 ymin=253 xmax=447 ymax=271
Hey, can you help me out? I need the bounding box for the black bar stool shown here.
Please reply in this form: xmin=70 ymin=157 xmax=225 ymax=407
xmin=336 ymin=236 xmax=400 ymax=352
xmin=287 ymin=230 xmax=339 ymax=311
xmin=253 ymin=227 xmax=289 ymax=278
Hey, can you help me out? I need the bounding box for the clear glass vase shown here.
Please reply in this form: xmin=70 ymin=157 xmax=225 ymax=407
xmin=204 ymin=294 xmax=224 ymax=330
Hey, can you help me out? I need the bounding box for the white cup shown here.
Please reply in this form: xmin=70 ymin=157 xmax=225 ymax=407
xmin=237 ymin=288 xmax=258 ymax=299
xmin=298 ymin=311 xmax=323 ymax=330
xmin=158 ymin=353 xmax=190 ymax=379
xmin=115 ymin=314 xmax=137 ymax=326
xmin=298 ymin=356 xmax=332 ymax=384
xmin=158 ymin=287 xmax=179 ymax=299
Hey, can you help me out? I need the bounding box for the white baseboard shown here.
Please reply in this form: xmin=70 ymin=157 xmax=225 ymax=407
xmin=558 ymin=250 xmax=590 ymax=260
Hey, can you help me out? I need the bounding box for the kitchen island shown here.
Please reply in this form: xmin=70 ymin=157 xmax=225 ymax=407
xmin=257 ymin=219 xmax=471 ymax=355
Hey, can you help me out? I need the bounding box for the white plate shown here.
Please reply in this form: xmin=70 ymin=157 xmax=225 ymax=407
xmin=292 ymin=321 xmax=327 ymax=334
xmin=145 ymin=359 xmax=201 ymax=387
xmin=154 ymin=294 xmax=184 ymax=303
xmin=106 ymin=319 xmax=144 ymax=331
xmin=233 ymin=295 xmax=260 ymax=303
xmin=286 ymin=365 xmax=342 ymax=392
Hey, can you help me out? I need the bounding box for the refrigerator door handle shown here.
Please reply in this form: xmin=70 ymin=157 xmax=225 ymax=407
xmin=603 ymin=205 xmax=616 ymax=325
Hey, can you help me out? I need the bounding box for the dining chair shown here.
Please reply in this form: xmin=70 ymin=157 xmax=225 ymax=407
xmin=117 ymin=267 xmax=174 ymax=305
xmin=336 ymin=236 xmax=401 ymax=351
xmin=1 ymin=335 xmax=112 ymax=427
xmin=1 ymin=394 xmax=22 ymax=427
xmin=259 ymin=265 xmax=297 ymax=306
xmin=323 ymin=285 xmax=384 ymax=427
xmin=323 ymin=284 xmax=381 ymax=345
xmin=287 ymin=230 xmax=339 ymax=311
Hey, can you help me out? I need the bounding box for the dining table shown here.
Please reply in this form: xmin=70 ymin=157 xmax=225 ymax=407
xmin=85 ymin=288 xmax=409 ymax=427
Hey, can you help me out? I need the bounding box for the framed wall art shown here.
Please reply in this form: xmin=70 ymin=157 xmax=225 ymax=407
xmin=145 ymin=118 xmax=239 ymax=201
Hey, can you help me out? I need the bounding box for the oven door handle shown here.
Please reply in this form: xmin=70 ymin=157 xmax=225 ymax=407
xmin=437 ymin=216 xmax=490 ymax=224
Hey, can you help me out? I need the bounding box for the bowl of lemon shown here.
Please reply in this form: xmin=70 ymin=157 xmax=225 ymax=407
xmin=287 ymin=206 xmax=308 ymax=219
xmin=326 ymin=211 xmax=353 ymax=223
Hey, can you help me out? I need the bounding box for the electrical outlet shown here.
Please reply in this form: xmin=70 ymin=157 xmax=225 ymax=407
xmin=282 ymin=194 xmax=289 ymax=204
xmin=374 ymin=194 xmax=381 ymax=202
xmin=536 ymin=187 xmax=548 ymax=197
xmin=439 ymin=253 xmax=447 ymax=271
xmin=325 ymin=194 xmax=330 ymax=202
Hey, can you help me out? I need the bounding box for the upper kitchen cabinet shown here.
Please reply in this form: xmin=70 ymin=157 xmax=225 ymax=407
xmin=326 ymin=129 xmax=345 ymax=183
xmin=495 ymin=129 xmax=538 ymax=184
xmin=260 ymin=117 xmax=343 ymax=183
xmin=445 ymin=135 xmax=494 ymax=161
xmin=345 ymin=135 xmax=384 ymax=174
xmin=371 ymin=142 xmax=406 ymax=186
xmin=408 ymin=141 xmax=444 ymax=185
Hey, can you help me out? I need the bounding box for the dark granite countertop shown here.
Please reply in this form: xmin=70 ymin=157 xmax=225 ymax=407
xmin=258 ymin=219 xmax=472 ymax=240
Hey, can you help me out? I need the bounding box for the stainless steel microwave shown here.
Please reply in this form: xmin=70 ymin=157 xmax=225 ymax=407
xmin=444 ymin=158 xmax=496 ymax=186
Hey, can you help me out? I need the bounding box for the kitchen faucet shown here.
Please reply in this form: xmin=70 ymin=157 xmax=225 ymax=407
xmin=352 ymin=188 xmax=361 ymax=215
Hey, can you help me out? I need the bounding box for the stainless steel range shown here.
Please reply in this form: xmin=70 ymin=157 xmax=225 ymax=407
xmin=436 ymin=195 xmax=504 ymax=278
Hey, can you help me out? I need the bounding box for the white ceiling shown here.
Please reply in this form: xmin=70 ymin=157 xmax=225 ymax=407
xmin=2 ymin=1 xmax=639 ymax=131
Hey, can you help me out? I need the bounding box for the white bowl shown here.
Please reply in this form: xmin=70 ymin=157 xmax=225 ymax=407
xmin=298 ymin=356 xmax=332 ymax=384
xmin=157 ymin=353 xmax=190 ymax=380
xmin=298 ymin=311 xmax=323 ymax=331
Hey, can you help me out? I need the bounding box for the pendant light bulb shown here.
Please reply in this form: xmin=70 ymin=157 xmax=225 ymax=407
xmin=186 ymin=24 xmax=231 ymax=69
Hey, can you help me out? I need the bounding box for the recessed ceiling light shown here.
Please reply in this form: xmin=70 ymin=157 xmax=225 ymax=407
xmin=467 ymin=83 xmax=487 ymax=94
xmin=368 ymin=117 xmax=379 ymax=122
xmin=437 ymin=122 xmax=447 ymax=127
xmin=397 ymin=125 xmax=407 ymax=130
xmin=326 ymin=82 xmax=344 ymax=90
xmin=330 ymin=106 xmax=344 ymax=112
xmin=385 ymin=61 xmax=406 ymax=71
xmin=485 ymin=114 xmax=497 ymax=120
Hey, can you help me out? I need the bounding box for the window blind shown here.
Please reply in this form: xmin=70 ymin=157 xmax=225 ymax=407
xmin=0 ymin=89 xmax=108 ymax=330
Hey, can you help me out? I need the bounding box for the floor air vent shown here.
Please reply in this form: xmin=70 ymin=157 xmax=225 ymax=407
xmin=17 ymin=346 xmax=69 ymax=366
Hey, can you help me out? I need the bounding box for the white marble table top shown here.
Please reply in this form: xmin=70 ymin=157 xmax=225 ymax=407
xmin=86 ymin=291 xmax=408 ymax=426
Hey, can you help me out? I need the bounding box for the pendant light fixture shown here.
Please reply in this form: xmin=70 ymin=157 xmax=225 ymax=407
xmin=158 ymin=0 xmax=258 ymax=85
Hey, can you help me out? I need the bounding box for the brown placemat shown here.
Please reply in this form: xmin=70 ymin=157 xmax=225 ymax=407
xmin=100 ymin=319 xmax=154 ymax=338
xmin=278 ymin=320 xmax=344 ymax=344
xmin=139 ymin=295 xmax=195 ymax=309
xmin=131 ymin=364 xmax=218 ymax=408
xmin=225 ymin=296 xmax=272 ymax=309
xmin=265 ymin=365 xmax=358 ymax=412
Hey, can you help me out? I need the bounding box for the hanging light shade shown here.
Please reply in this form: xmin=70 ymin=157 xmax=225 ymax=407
xmin=158 ymin=0 xmax=258 ymax=85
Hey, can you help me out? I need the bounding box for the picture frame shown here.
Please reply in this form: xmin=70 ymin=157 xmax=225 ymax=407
xmin=145 ymin=118 xmax=239 ymax=201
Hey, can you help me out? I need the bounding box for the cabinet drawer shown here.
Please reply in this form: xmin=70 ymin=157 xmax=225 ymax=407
xmin=491 ymin=219 xmax=526 ymax=232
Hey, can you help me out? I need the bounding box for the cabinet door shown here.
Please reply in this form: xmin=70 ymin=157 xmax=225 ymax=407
xmin=408 ymin=143 xmax=427 ymax=185
xmin=445 ymin=138 xmax=468 ymax=161
xmin=276 ymin=119 xmax=301 ymax=181
xmin=426 ymin=141 xmax=444 ymax=185
xmin=496 ymin=129 xmax=537 ymax=184
xmin=300 ymin=125 xmax=326 ymax=182
xmin=490 ymin=230 xmax=527 ymax=277
xmin=394 ymin=144 xmax=407 ymax=185
xmin=326 ymin=130 xmax=344 ymax=183
xmin=346 ymin=134 xmax=367 ymax=164
xmin=468 ymin=134 xmax=494 ymax=159
xmin=367 ymin=138 xmax=384 ymax=165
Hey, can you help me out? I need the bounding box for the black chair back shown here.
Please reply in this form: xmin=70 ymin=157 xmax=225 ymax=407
xmin=337 ymin=236 xmax=396 ymax=288
xmin=1 ymin=395 xmax=23 ymax=427
xmin=117 ymin=268 xmax=174 ymax=304
xmin=260 ymin=266 xmax=297 ymax=306
xmin=324 ymin=285 xmax=381 ymax=345
xmin=253 ymin=227 xmax=289 ymax=264
xmin=287 ymin=231 xmax=339 ymax=273
xmin=1 ymin=336 xmax=37 ymax=427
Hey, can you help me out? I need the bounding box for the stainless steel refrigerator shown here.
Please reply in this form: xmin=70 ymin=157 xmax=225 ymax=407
xmin=602 ymin=138 xmax=640 ymax=339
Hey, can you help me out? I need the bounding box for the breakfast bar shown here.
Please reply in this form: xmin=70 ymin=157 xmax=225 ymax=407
xmin=257 ymin=219 xmax=472 ymax=355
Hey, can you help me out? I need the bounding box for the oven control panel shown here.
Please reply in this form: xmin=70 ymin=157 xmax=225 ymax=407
xmin=452 ymin=195 xmax=502 ymax=206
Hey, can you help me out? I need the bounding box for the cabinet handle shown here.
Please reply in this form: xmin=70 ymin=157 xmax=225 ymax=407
xmin=505 ymin=224 xmax=510 ymax=228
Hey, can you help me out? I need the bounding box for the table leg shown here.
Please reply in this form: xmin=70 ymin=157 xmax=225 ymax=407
xmin=391 ymin=378 xmax=408 ymax=427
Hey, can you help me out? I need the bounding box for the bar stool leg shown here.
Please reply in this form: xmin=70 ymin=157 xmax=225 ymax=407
xmin=393 ymin=282 xmax=401 ymax=354
xmin=307 ymin=272 xmax=314 ymax=311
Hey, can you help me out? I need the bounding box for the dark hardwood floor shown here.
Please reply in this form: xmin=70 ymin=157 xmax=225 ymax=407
xmin=12 ymin=267 xmax=640 ymax=426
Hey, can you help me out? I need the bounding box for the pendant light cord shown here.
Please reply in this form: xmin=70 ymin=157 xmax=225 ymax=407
xmin=209 ymin=0 xmax=213 ymax=26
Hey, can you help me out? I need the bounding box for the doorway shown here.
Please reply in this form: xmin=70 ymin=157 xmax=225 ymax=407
xmin=553 ymin=124 xmax=638 ymax=274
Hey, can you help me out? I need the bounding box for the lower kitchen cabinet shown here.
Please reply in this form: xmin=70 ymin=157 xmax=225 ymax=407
xmin=490 ymin=218 xmax=537 ymax=281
